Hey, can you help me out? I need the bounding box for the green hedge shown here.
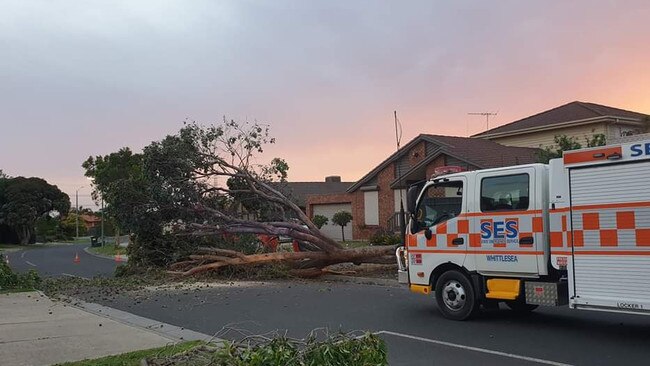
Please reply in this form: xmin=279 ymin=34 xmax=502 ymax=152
xmin=0 ymin=258 xmax=40 ymax=291
xmin=146 ymin=332 xmax=388 ymax=366
xmin=210 ymin=333 xmax=387 ymax=366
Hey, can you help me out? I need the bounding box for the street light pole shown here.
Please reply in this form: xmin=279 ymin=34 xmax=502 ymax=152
xmin=75 ymin=186 xmax=85 ymax=238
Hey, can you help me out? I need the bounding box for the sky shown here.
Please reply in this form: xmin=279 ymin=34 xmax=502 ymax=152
xmin=1 ymin=0 xmax=650 ymax=209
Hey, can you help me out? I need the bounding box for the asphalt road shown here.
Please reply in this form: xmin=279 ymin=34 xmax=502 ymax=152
xmin=6 ymin=243 xmax=118 ymax=278
xmin=7 ymin=245 xmax=650 ymax=365
xmin=77 ymin=280 xmax=650 ymax=366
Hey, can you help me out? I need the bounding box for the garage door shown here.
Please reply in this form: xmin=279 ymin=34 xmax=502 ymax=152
xmin=312 ymin=203 xmax=354 ymax=241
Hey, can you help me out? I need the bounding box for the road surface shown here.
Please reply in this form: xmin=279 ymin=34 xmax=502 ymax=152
xmin=6 ymin=243 xmax=118 ymax=278
xmin=7 ymin=245 xmax=650 ymax=365
xmin=75 ymin=280 xmax=650 ymax=366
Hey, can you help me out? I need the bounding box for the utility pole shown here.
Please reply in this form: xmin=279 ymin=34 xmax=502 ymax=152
xmin=468 ymin=112 xmax=498 ymax=131
xmin=394 ymin=111 xmax=406 ymax=244
xmin=75 ymin=186 xmax=85 ymax=238
xmin=101 ymin=197 xmax=105 ymax=246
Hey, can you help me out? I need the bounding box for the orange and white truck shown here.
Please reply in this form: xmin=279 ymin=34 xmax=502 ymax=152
xmin=396 ymin=137 xmax=650 ymax=320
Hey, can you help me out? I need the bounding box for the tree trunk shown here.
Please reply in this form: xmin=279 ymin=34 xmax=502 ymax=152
xmin=340 ymin=226 xmax=345 ymax=242
xmin=170 ymin=245 xmax=395 ymax=277
xmin=17 ymin=225 xmax=31 ymax=245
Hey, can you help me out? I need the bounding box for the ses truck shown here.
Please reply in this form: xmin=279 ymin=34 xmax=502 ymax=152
xmin=396 ymin=137 xmax=650 ymax=320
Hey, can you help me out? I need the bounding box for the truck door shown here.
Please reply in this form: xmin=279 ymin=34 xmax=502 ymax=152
xmin=473 ymin=166 xmax=541 ymax=276
xmin=408 ymin=177 xmax=468 ymax=284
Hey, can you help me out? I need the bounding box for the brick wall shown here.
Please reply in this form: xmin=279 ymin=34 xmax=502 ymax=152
xmin=408 ymin=141 xmax=427 ymax=167
xmin=306 ymin=193 xmax=353 ymax=219
xmin=425 ymin=155 xmax=448 ymax=178
xmin=351 ymin=142 xmax=432 ymax=240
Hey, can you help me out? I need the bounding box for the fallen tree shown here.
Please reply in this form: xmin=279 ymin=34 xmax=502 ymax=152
xmin=86 ymin=119 xmax=398 ymax=277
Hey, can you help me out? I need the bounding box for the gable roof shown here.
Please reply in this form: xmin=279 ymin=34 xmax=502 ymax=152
xmin=348 ymin=134 xmax=539 ymax=192
xmin=422 ymin=134 xmax=540 ymax=168
xmin=473 ymin=101 xmax=648 ymax=138
xmin=279 ymin=181 xmax=353 ymax=207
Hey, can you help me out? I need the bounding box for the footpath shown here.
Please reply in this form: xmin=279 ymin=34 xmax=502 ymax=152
xmin=0 ymin=291 xmax=209 ymax=366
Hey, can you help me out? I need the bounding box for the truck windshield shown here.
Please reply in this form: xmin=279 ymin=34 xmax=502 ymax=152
xmin=415 ymin=181 xmax=463 ymax=229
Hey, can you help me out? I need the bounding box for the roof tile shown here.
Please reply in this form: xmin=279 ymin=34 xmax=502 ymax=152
xmin=473 ymin=101 xmax=648 ymax=137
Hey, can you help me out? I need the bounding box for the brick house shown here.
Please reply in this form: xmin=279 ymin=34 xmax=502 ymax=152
xmin=305 ymin=101 xmax=649 ymax=241
xmin=279 ymin=177 xmax=354 ymax=241
xmin=307 ymin=135 xmax=539 ymax=240
xmin=80 ymin=214 xmax=101 ymax=229
xmin=473 ymin=101 xmax=649 ymax=148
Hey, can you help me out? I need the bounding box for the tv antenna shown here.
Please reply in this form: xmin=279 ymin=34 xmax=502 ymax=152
xmin=468 ymin=111 xmax=498 ymax=130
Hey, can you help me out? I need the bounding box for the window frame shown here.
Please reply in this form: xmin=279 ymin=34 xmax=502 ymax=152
xmin=479 ymin=173 xmax=530 ymax=213
xmin=413 ymin=180 xmax=464 ymax=230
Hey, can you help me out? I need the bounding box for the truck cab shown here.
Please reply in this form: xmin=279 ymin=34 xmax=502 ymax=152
xmin=398 ymin=137 xmax=650 ymax=320
xmin=397 ymin=164 xmax=561 ymax=320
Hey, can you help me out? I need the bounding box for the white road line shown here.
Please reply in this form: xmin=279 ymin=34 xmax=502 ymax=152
xmin=25 ymin=260 xmax=37 ymax=267
xmin=62 ymin=273 xmax=88 ymax=280
xmin=376 ymin=330 xmax=573 ymax=366
xmin=20 ymin=251 xmax=26 ymax=258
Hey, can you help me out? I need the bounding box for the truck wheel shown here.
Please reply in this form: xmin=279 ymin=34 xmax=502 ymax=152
xmin=505 ymin=300 xmax=538 ymax=313
xmin=434 ymin=270 xmax=477 ymax=320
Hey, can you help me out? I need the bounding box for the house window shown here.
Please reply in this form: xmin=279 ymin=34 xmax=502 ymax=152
xmin=480 ymin=174 xmax=530 ymax=212
xmin=364 ymin=191 xmax=379 ymax=225
xmin=393 ymin=189 xmax=407 ymax=213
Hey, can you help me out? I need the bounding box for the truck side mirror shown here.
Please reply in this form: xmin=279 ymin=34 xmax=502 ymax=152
xmin=407 ymin=186 xmax=419 ymax=215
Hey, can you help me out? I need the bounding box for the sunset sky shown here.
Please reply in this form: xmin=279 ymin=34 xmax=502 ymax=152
xmin=2 ymin=1 xmax=649 ymax=208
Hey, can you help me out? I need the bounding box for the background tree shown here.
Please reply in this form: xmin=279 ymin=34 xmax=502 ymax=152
xmin=0 ymin=177 xmax=70 ymax=244
xmin=61 ymin=213 xmax=87 ymax=237
xmin=312 ymin=215 xmax=329 ymax=229
xmin=331 ymin=211 xmax=353 ymax=242
xmin=82 ymin=148 xmax=145 ymax=232
xmin=537 ymin=134 xmax=606 ymax=163
xmin=35 ymin=212 xmax=79 ymax=242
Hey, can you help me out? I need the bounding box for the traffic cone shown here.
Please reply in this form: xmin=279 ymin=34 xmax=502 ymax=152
xmin=73 ymin=252 xmax=80 ymax=264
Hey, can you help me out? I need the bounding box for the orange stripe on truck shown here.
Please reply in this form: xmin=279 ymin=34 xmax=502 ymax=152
xmin=575 ymin=250 xmax=650 ymax=256
xmin=563 ymin=146 xmax=622 ymax=165
xmin=408 ymin=249 xmax=544 ymax=255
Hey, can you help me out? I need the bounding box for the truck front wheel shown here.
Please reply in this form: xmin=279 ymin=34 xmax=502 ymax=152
xmin=434 ymin=270 xmax=478 ymax=320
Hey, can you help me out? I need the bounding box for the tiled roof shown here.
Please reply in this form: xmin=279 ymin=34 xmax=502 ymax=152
xmin=422 ymin=134 xmax=540 ymax=169
xmin=348 ymin=134 xmax=540 ymax=192
xmin=80 ymin=214 xmax=101 ymax=223
xmin=277 ymin=182 xmax=353 ymax=207
xmin=473 ymin=101 xmax=648 ymax=137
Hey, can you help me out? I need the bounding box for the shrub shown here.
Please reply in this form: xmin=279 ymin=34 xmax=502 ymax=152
xmin=368 ymin=229 xmax=402 ymax=246
xmin=312 ymin=214 xmax=329 ymax=229
xmin=0 ymin=258 xmax=41 ymax=291
xmin=148 ymin=332 xmax=388 ymax=366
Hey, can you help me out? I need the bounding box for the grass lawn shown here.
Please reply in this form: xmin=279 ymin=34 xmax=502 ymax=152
xmin=61 ymin=237 xmax=92 ymax=244
xmin=54 ymin=340 xmax=202 ymax=366
xmin=339 ymin=240 xmax=371 ymax=249
xmin=88 ymin=244 xmax=124 ymax=257
xmin=0 ymin=243 xmax=31 ymax=252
